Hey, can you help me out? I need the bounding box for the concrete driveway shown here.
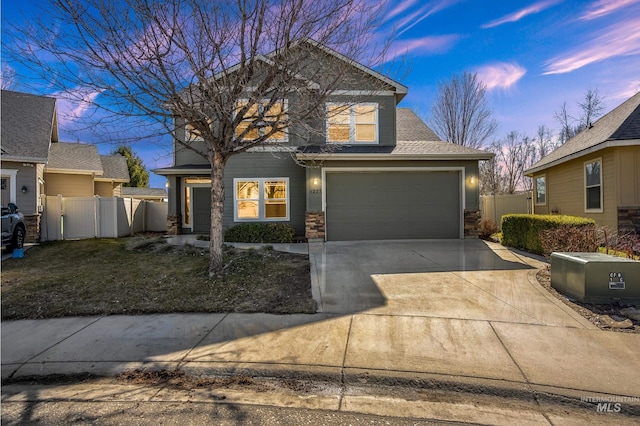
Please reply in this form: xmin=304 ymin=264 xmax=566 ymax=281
xmin=309 ymin=239 xmax=592 ymax=328
xmin=4 ymin=238 xmax=640 ymax=408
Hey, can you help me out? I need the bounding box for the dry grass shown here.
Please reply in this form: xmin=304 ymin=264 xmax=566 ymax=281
xmin=1 ymin=237 xmax=315 ymax=320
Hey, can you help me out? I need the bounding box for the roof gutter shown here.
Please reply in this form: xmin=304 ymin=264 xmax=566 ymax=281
xmin=1 ymin=155 xmax=48 ymax=164
xmin=295 ymin=153 xmax=494 ymax=161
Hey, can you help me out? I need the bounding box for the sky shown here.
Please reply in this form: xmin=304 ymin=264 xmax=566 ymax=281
xmin=2 ymin=0 xmax=640 ymax=189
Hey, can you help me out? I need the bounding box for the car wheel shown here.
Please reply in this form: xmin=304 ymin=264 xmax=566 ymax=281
xmin=11 ymin=225 xmax=25 ymax=251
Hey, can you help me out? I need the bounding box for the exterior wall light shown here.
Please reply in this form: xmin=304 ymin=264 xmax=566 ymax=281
xmin=468 ymin=176 xmax=476 ymax=185
xmin=312 ymin=177 xmax=320 ymax=186
xmin=21 ymin=185 xmax=28 ymax=194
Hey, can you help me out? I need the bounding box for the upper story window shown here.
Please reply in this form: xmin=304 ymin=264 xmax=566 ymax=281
xmin=185 ymin=119 xmax=211 ymax=141
xmin=327 ymin=103 xmax=378 ymax=144
xmin=235 ymin=100 xmax=287 ymax=142
xmin=534 ymin=175 xmax=546 ymax=205
xmin=585 ymin=159 xmax=602 ymax=212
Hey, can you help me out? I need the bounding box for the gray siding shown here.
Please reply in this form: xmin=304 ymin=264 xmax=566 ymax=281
xmin=1 ymin=161 xmax=38 ymax=215
xmin=223 ymin=152 xmax=306 ymax=235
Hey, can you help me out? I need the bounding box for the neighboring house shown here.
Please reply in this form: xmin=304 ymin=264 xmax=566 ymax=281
xmin=2 ymin=89 xmax=131 ymax=241
xmin=1 ymin=90 xmax=58 ymax=242
xmin=44 ymin=142 xmax=129 ymax=197
xmin=525 ymin=92 xmax=640 ymax=234
xmin=121 ymin=187 xmax=167 ymax=202
xmin=155 ymin=40 xmax=493 ymax=240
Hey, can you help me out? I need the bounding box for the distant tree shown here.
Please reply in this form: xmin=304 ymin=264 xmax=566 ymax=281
xmin=1 ymin=65 xmax=17 ymax=90
xmin=535 ymin=124 xmax=555 ymax=159
xmin=113 ymin=146 xmax=149 ymax=188
xmin=578 ymin=88 xmax=605 ymax=129
xmin=479 ymin=141 xmax=506 ymax=195
xmin=555 ymin=89 xmax=605 ymax=144
xmin=430 ymin=72 xmax=497 ymax=149
xmin=494 ymin=131 xmax=536 ymax=194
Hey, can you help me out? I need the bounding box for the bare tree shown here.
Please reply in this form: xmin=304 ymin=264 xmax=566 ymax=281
xmin=479 ymin=141 xmax=506 ymax=195
xmin=5 ymin=0 xmax=390 ymax=275
xmin=495 ymin=131 xmax=536 ymax=194
xmin=554 ymin=101 xmax=579 ymax=145
xmin=535 ymin=124 xmax=555 ymax=159
xmin=555 ymin=88 xmax=606 ymax=144
xmin=578 ymin=88 xmax=605 ymax=129
xmin=429 ymin=72 xmax=497 ymax=149
xmin=1 ymin=65 xmax=17 ymax=90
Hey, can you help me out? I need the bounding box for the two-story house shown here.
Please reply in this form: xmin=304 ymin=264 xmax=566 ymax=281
xmin=155 ymin=40 xmax=493 ymax=241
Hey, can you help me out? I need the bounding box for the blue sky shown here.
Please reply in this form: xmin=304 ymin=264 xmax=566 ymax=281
xmin=2 ymin=0 xmax=640 ymax=188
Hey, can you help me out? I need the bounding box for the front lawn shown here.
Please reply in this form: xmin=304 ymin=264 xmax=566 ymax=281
xmin=1 ymin=237 xmax=315 ymax=320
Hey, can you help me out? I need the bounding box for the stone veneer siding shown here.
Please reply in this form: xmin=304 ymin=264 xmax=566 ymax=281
xmin=305 ymin=211 xmax=325 ymax=239
xmin=167 ymin=214 xmax=182 ymax=235
xmin=23 ymin=214 xmax=41 ymax=243
xmin=618 ymin=207 xmax=640 ymax=234
xmin=464 ymin=209 xmax=481 ymax=238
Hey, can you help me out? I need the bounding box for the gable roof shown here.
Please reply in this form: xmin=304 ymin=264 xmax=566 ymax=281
xmin=1 ymin=90 xmax=58 ymax=163
xmin=97 ymin=154 xmax=130 ymax=182
xmin=289 ymin=38 xmax=408 ymax=100
xmin=45 ymin=142 xmax=103 ymax=175
xmin=525 ymin=92 xmax=640 ymax=175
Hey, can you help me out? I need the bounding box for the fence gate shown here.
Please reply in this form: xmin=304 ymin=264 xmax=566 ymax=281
xmin=43 ymin=196 xmax=167 ymax=241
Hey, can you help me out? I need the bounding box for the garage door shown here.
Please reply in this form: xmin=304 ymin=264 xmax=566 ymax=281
xmin=325 ymin=171 xmax=460 ymax=241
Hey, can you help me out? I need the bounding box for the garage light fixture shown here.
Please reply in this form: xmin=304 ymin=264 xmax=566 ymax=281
xmin=468 ymin=176 xmax=476 ymax=185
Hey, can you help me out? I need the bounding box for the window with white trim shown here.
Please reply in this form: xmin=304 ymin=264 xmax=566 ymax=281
xmin=534 ymin=175 xmax=546 ymax=205
xmin=235 ymin=100 xmax=287 ymax=142
xmin=234 ymin=178 xmax=289 ymax=221
xmin=327 ymin=103 xmax=378 ymax=143
xmin=585 ymin=159 xmax=602 ymax=211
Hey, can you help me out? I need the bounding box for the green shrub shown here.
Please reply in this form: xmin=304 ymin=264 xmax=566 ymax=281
xmin=501 ymin=214 xmax=595 ymax=255
xmin=224 ymin=223 xmax=296 ymax=244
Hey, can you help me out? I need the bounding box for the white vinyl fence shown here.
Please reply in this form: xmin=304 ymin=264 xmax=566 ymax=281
xmin=43 ymin=195 xmax=167 ymax=241
xmin=480 ymin=192 xmax=532 ymax=229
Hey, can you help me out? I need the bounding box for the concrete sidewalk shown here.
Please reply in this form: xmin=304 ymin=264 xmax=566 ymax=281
xmin=2 ymin=240 xmax=640 ymax=412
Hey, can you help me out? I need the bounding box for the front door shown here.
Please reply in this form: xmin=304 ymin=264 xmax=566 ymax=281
xmin=192 ymin=187 xmax=211 ymax=233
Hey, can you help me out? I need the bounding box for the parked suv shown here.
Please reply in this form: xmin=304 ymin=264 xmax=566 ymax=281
xmin=1 ymin=203 xmax=25 ymax=252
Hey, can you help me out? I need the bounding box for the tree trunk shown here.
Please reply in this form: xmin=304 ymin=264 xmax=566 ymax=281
xmin=208 ymin=150 xmax=226 ymax=276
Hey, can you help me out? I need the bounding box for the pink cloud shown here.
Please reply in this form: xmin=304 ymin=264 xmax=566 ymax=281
xmin=482 ymin=0 xmax=562 ymax=29
xmin=579 ymin=0 xmax=636 ymax=20
xmin=544 ymin=16 xmax=640 ymax=74
xmin=55 ymin=88 xmax=103 ymax=127
xmin=475 ymin=63 xmax=527 ymax=90
xmin=387 ymin=35 xmax=460 ymax=58
xmin=385 ymin=0 xmax=419 ymax=21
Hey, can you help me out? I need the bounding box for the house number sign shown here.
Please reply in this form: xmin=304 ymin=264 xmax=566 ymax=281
xmin=609 ymin=272 xmax=625 ymax=290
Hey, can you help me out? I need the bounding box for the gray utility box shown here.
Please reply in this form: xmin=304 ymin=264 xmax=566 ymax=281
xmin=551 ymin=252 xmax=640 ymax=304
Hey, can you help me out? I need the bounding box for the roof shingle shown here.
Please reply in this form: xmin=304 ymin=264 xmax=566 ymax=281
xmin=99 ymin=154 xmax=130 ymax=181
xmin=46 ymin=142 xmax=103 ymax=174
xmin=1 ymin=90 xmax=57 ymax=162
